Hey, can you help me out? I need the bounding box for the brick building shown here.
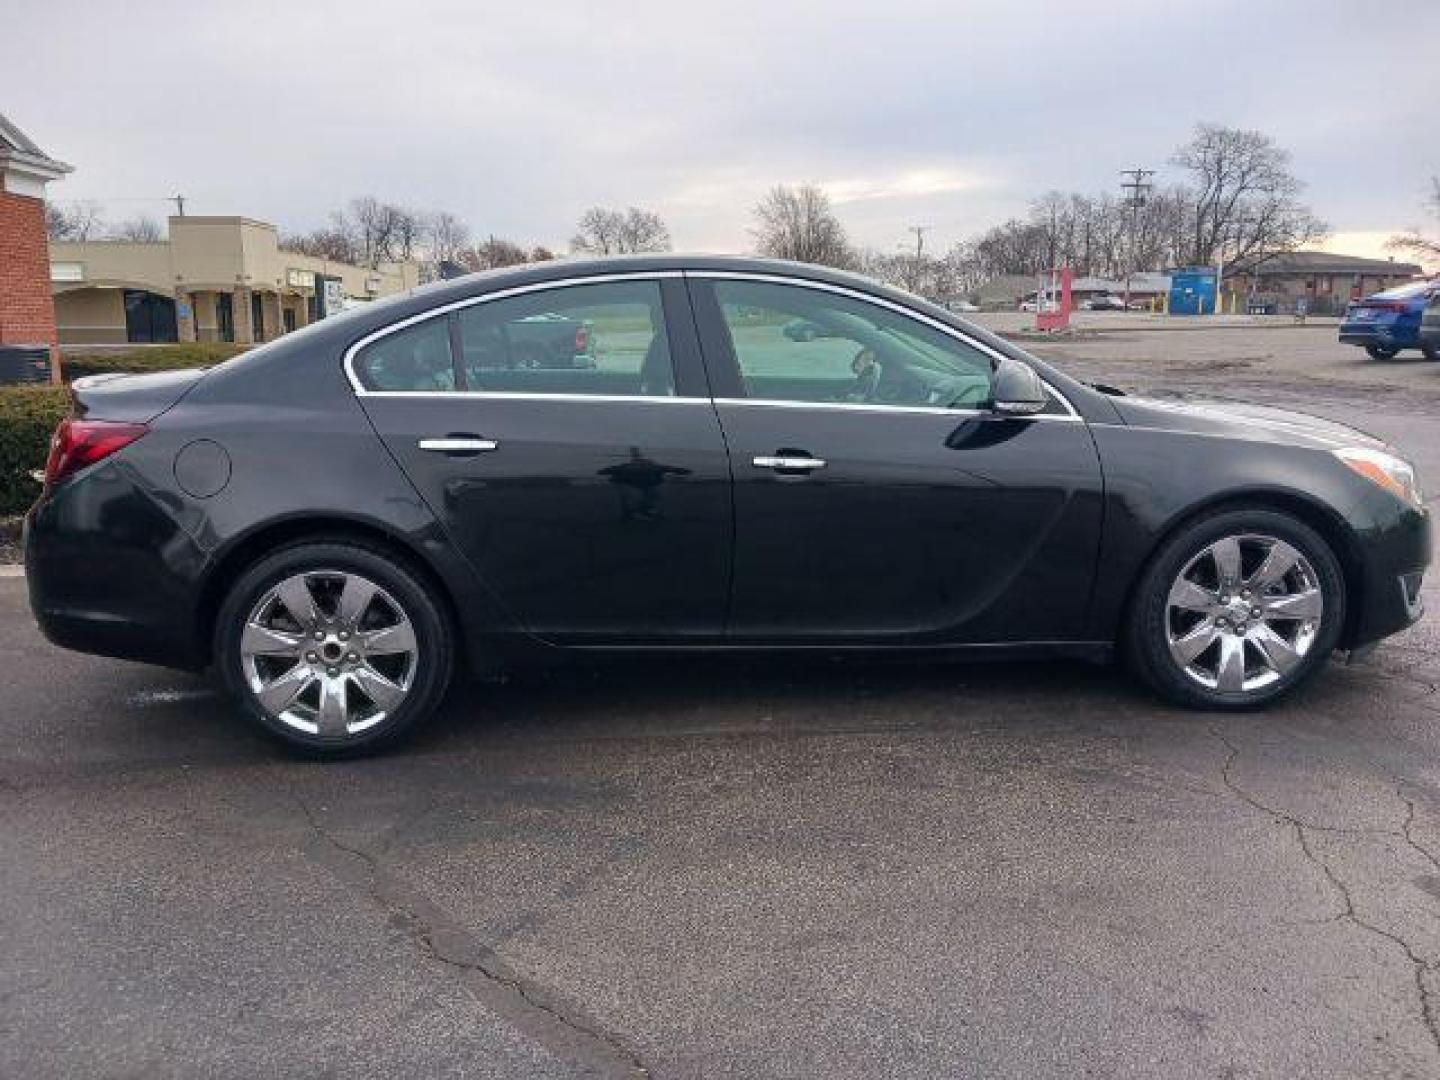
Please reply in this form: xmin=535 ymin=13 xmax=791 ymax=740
xmin=0 ymin=113 xmax=72 ymax=376
xmin=1226 ymin=251 xmax=1424 ymax=316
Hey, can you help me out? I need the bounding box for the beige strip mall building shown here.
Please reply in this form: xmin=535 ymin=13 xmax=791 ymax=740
xmin=50 ymin=215 xmax=420 ymax=345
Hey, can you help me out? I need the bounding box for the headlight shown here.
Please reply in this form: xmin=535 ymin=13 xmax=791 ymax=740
xmin=1334 ymin=446 xmax=1424 ymax=507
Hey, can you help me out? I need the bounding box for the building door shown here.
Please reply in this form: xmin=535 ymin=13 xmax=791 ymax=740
xmin=122 ymin=290 xmax=178 ymax=343
xmin=251 ymin=292 xmax=265 ymax=341
xmin=216 ymin=293 xmax=234 ymax=342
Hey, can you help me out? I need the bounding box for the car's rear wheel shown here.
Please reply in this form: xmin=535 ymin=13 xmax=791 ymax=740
xmin=1126 ymin=509 xmax=1345 ymax=709
xmin=1366 ymin=344 xmax=1400 ymax=360
xmin=216 ymin=540 xmax=454 ymax=756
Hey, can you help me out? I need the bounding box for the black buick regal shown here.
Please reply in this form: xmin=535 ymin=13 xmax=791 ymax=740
xmin=24 ymin=256 xmax=1430 ymax=755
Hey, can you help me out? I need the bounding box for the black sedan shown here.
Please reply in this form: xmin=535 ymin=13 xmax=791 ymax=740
xmin=25 ymin=256 xmax=1431 ymax=756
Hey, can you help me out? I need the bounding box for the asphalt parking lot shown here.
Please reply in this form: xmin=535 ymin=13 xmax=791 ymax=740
xmin=4 ymin=325 xmax=1440 ymax=1078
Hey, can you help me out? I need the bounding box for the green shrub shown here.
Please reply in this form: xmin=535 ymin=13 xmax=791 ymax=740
xmin=0 ymin=386 xmax=70 ymax=516
xmin=63 ymin=342 xmax=247 ymax=381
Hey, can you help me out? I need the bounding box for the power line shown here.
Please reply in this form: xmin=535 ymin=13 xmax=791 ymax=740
xmin=905 ymin=225 xmax=929 ymax=292
xmin=1119 ymin=168 xmax=1155 ymax=304
xmin=1120 ymin=167 xmax=1154 ymax=209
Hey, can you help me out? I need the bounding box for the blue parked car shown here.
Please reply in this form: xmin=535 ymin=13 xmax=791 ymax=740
xmin=1339 ymin=279 xmax=1439 ymax=359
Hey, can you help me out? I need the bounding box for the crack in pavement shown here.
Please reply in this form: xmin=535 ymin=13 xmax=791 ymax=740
xmin=1209 ymin=727 xmax=1440 ymax=1062
xmin=287 ymin=788 xmax=649 ymax=1078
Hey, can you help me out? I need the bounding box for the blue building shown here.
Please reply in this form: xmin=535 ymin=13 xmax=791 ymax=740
xmin=1168 ymin=268 xmax=1218 ymax=316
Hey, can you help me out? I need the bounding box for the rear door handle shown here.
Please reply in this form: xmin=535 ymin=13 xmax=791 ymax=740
xmin=752 ymin=455 xmax=826 ymax=471
xmin=418 ymin=437 xmax=498 ymax=453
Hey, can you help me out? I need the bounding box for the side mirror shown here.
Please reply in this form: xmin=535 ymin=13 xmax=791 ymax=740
xmin=989 ymin=357 xmax=1047 ymax=416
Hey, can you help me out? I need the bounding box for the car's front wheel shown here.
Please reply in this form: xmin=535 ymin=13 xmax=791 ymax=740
xmin=1126 ymin=509 xmax=1345 ymax=709
xmin=216 ymin=540 xmax=454 ymax=756
xmin=1366 ymin=344 xmax=1400 ymax=360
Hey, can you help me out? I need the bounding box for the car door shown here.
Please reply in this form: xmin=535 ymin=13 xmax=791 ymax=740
xmin=689 ymin=274 xmax=1104 ymax=645
xmin=350 ymin=275 xmax=732 ymax=644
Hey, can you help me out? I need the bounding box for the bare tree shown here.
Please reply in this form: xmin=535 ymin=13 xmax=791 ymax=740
xmin=391 ymin=207 xmax=429 ymax=262
xmin=853 ymin=246 xmax=980 ymax=303
xmin=751 ymin=184 xmax=853 ymax=268
xmin=461 ymin=235 xmax=531 ymax=270
xmin=571 ymin=206 xmax=671 ymax=255
xmin=1171 ymin=123 xmax=1325 ymax=269
xmin=110 ymin=215 xmax=165 ymax=242
xmin=281 ymin=212 xmax=362 ymax=264
xmin=1386 ymin=177 xmax=1440 ymax=268
xmin=427 ymin=211 xmax=470 ymax=265
xmin=615 ymin=207 xmax=670 ymax=253
xmin=45 ymin=200 xmax=105 ymax=241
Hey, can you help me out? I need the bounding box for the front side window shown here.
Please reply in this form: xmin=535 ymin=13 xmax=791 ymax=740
xmin=711 ymin=279 xmax=994 ymax=409
xmin=456 ymin=280 xmax=674 ymax=396
xmin=354 ymin=316 xmax=455 ymax=391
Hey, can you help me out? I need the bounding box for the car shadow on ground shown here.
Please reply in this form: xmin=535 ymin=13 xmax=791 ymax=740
xmin=43 ymin=648 xmax=1389 ymax=786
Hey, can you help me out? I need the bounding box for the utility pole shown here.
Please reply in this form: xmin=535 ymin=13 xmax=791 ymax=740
xmin=172 ymin=194 xmax=187 ymax=217
xmin=1119 ymin=167 xmax=1154 ymax=308
xmin=906 ymin=225 xmax=929 ymax=294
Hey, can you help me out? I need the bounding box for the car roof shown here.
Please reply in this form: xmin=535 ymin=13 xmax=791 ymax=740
xmin=1372 ymin=279 xmax=1437 ymax=300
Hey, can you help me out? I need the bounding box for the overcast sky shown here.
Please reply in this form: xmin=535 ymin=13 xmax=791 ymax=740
xmin=5 ymin=0 xmax=1437 ymax=260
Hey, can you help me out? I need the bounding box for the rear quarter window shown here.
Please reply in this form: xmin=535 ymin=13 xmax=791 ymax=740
xmin=353 ymin=317 xmax=455 ymax=392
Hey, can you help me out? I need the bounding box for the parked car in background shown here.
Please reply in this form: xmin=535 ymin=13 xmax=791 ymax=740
xmin=1420 ymin=291 xmax=1440 ymax=361
xmin=506 ymin=312 xmax=596 ymax=369
xmin=24 ymin=256 xmax=1431 ymax=756
xmin=1083 ymin=294 xmax=1127 ymax=311
xmin=1339 ymin=279 xmax=1439 ymax=359
xmin=1019 ymin=297 xmax=1059 ymax=313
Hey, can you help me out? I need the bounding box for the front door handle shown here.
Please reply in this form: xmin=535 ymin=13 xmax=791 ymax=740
xmin=418 ymin=436 xmax=498 ymax=454
xmin=752 ymin=455 xmax=827 ymax=471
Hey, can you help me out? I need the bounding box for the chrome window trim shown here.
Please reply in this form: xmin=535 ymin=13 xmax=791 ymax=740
xmin=710 ymin=397 xmax=1082 ymax=422
xmin=686 ymin=270 xmax=1080 ymax=418
xmin=341 ymin=266 xmax=1080 ymax=420
xmin=344 ymin=391 xmax=713 ymax=405
xmin=343 ymin=271 xmax=684 ymax=396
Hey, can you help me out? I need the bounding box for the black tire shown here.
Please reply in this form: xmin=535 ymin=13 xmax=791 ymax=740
xmin=1124 ymin=508 xmax=1345 ymax=710
xmin=1421 ymin=340 xmax=1439 ymax=361
xmin=215 ymin=539 xmax=454 ymax=757
xmin=1366 ymin=344 xmax=1400 ymax=360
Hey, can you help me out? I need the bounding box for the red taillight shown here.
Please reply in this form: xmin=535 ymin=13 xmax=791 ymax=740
xmin=43 ymin=418 xmax=148 ymax=489
xmin=574 ymin=325 xmax=589 ymax=352
xmin=1365 ymin=300 xmax=1412 ymax=314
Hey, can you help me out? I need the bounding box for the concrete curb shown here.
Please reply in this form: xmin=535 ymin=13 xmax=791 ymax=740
xmin=0 ymin=565 xmax=25 ymax=578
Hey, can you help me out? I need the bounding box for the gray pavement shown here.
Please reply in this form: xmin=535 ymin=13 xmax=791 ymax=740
xmin=4 ymin=327 xmax=1440 ymax=1078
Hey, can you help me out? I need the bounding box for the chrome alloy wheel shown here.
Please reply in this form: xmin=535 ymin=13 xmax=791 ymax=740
xmin=1165 ymin=534 xmax=1324 ymax=694
xmin=240 ymin=570 xmax=418 ymax=737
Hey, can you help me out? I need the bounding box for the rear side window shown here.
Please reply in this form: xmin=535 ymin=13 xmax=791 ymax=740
xmin=455 ymin=280 xmax=674 ymax=397
xmin=353 ymin=317 xmax=455 ymax=392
